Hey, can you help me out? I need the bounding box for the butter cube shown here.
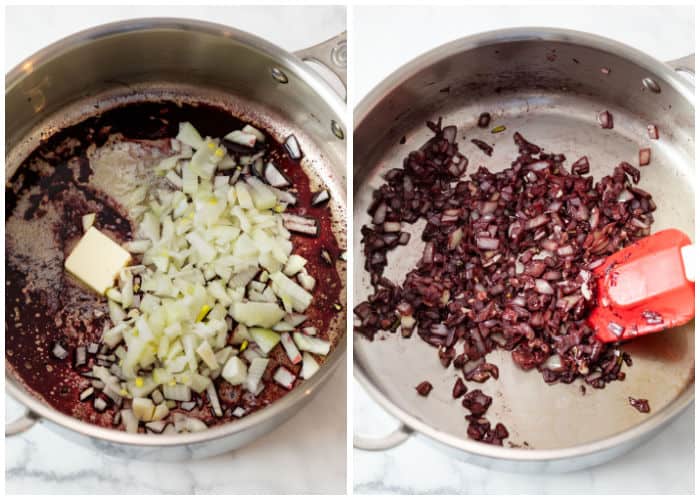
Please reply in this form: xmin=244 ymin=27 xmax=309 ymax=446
xmin=65 ymin=226 xmax=132 ymax=295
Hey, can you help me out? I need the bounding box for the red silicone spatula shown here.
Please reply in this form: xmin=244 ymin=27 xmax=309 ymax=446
xmin=588 ymin=228 xmax=695 ymax=343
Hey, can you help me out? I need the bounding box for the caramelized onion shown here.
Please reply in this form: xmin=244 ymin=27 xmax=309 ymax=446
xmin=356 ymin=119 xmax=656 ymax=447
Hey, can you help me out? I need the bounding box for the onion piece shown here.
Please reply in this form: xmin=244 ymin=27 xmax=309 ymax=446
xmin=300 ymin=352 xmax=320 ymax=379
xmin=534 ymin=279 xmax=555 ymax=295
xmin=180 ymin=401 xmax=197 ymax=412
xmin=442 ymin=125 xmax=457 ymax=143
xmin=273 ymin=366 xmax=297 ymax=389
xmin=284 ymin=134 xmax=302 ymax=159
xmin=206 ymin=383 xmax=223 ymax=417
xmin=224 ymin=130 xmax=257 ymax=148
xmin=639 ymin=148 xmax=651 ymax=166
xmin=543 ymin=355 xmax=564 ymax=371
xmin=263 ymin=162 xmax=291 ymax=188
xmin=146 ymin=420 xmax=167 ymax=433
xmin=476 ymin=237 xmax=499 ymax=250
xmin=571 ymin=156 xmax=590 ymax=175
xmin=74 ymin=346 xmax=87 ymax=368
xmin=281 ymin=332 xmax=302 ymax=364
xmin=163 ymin=384 xmax=192 ymax=402
xmin=383 ymin=222 xmax=401 ymax=233
xmin=311 ymin=189 xmax=331 ymax=206
xmin=616 ymin=190 xmax=634 ymax=203
xmin=281 ymin=213 xmax=319 ymax=236
xmin=477 ymin=112 xmax=491 ymax=128
xmin=79 ymin=387 xmax=95 ymax=401
xmin=94 ymin=398 xmax=108 ymax=413
xmin=51 ymin=342 xmax=69 ymax=360
xmin=597 ymin=110 xmax=613 ymax=129
xmin=249 ymin=328 xmax=281 ymax=355
xmin=372 ymin=202 xmax=387 ymax=225
xmin=526 ymin=214 xmax=549 ymax=230
xmin=528 ymin=160 xmax=550 ymax=172
xmin=647 ymin=124 xmax=659 ymax=140
xmin=302 ymin=326 xmax=318 ymax=336
xmin=293 ymin=332 xmax=330 ymax=355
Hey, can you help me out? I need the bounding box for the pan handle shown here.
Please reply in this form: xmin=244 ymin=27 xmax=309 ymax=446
xmin=6 ymin=409 xmax=39 ymax=436
xmin=666 ymin=54 xmax=694 ymax=80
xmin=353 ymin=424 xmax=413 ymax=451
xmin=295 ymin=32 xmax=347 ymax=96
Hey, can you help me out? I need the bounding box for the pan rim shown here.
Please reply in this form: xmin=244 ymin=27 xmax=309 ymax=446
xmin=354 ymin=26 xmax=694 ymax=124
xmin=6 ymin=17 xmax=347 ymax=448
xmin=353 ymin=26 xmax=694 ymax=462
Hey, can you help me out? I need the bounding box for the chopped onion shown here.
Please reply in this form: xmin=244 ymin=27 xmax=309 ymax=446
xmin=224 ymin=130 xmax=257 ymax=148
xmin=94 ymin=398 xmax=108 ymax=413
xmin=79 ymin=387 xmax=94 ymax=401
xmin=180 ymin=401 xmax=197 ymax=411
xmin=597 ymin=110 xmax=613 ymax=129
xmin=300 ymin=352 xmax=320 ymax=379
xmin=185 ymin=417 xmax=208 ymax=433
xmin=292 ymin=332 xmax=330 ymax=355
xmin=528 ymin=160 xmax=550 ymax=171
xmin=311 ymin=190 xmax=330 ymax=206
xmin=383 ymin=221 xmax=401 ymax=233
xmin=206 ymin=383 xmax=223 ymax=417
xmin=534 ymin=279 xmax=555 ymax=295
xmin=639 ymin=148 xmax=651 ymax=166
xmin=67 ymin=120 xmax=336 ymax=433
xmin=617 ymin=190 xmax=634 ymax=203
xmin=281 ymin=332 xmax=302 ymax=364
xmin=249 ymin=327 xmax=281 ymax=354
xmin=273 ymin=366 xmax=296 ymax=389
xmin=163 ymin=384 xmax=192 ymax=402
xmin=302 ymin=326 xmax=318 ymax=336
xmin=263 ymin=162 xmax=291 ymax=188
xmin=245 ymin=358 xmax=269 ymax=393
xmin=281 ymin=213 xmax=319 ymax=236
xmin=476 ymin=237 xmax=499 ymax=250
xmin=647 ymin=124 xmax=659 ymax=140
xmin=51 ymin=342 xmax=69 ymax=360
xmin=477 ymin=113 xmax=491 ymax=128
xmin=284 ymin=134 xmax=302 ymax=159
xmin=74 ymin=346 xmax=87 ymax=367
xmin=145 ymin=420 xmax=167 ymax=433
xmin=543 ymin=355 xmax=564 ymax=371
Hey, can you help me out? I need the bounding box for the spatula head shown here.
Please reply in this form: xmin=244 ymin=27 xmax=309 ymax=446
xmin=588 ymin=229 xmax=694 ymax=343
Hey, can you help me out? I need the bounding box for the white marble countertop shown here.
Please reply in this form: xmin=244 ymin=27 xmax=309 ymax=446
xmin=5 ymin=5 xmax=347 ymax=495
xmin=353 ymin=4 xmax=694 ymax=495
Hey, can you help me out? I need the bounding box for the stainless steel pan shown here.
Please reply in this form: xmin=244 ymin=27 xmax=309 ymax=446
xmin=5 ymin=18 xmax=347 ymax=461
xmin=353 ymin=28 xmax=693 ymax=472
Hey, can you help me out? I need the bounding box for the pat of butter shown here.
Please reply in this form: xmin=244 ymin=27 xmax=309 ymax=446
xmin=65 ymin=226 xmax=132 ymax=295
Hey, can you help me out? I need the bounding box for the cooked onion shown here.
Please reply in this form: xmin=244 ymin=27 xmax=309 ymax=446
xmin=355 ymin=119 xmax=656 ymax=446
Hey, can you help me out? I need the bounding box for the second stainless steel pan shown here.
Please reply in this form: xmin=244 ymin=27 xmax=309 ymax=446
xmin=353 ymin=28 xmax=694 ymax=472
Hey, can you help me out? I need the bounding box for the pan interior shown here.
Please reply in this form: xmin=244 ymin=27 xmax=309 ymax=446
xmin=6 ymin=84 xmax=347 ymax=428
xmin=354 ymin=38 xmax=694 ymax=451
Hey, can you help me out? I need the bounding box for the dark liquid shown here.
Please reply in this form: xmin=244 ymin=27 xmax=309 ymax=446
xmin=6 ymin=101 xmax=343 ymax=429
